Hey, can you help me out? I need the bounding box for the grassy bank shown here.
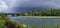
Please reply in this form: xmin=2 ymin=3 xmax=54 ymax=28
xmin=0 ymin=13 xmax=37 ymax=28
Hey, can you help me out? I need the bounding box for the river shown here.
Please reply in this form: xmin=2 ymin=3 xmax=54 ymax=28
xmin=10 ymin=16 xmax=60 ymax=28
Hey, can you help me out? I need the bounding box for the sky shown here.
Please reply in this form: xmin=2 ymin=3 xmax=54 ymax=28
xmin=0 ymin=0 xmax=60 ymax=13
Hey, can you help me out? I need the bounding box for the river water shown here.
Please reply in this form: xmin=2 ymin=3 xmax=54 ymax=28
xmin=10 ymin=16 xmax=60 ymax=28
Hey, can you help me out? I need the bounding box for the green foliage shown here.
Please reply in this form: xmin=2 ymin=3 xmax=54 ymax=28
xmin=31 ymin=25 xmax=37 ymax=28
xmin=0 ymin=20 xmax=7 ymax=28
xmin=0 ymin=13 xmax=7 ymax=28
xmin=19 ymin=9 xmax=60 ymax=16
xmin=46 ymin=25 xmax=50 ymax=28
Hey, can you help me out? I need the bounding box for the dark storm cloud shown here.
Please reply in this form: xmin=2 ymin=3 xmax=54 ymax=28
xmin=0 ymin=0 xmax=60 ymax=13
xmin=14 ymin=0 xmax=59 ymax=7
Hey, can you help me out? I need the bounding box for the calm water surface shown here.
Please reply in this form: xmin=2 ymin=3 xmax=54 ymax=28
xmin=10 ymin=16 xmax=60 ymax=28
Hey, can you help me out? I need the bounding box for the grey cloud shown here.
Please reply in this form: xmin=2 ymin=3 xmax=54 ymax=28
xmin=12 ymin=0 xmax=60 ymax=8
xmin=3 ymin=0 xmax=60 ymax=7
xmin=1 ymin=0 xmax=60 ymax=13
xmin=3 ymin=0 xmax=60 ymax=8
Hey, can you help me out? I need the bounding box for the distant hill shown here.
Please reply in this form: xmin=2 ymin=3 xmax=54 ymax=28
xmin=13 ymin=6 xmax=58 ymax=13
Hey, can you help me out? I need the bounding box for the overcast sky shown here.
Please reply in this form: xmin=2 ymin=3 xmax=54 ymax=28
xmin=0 ymin=0 xmax=60 ymax=13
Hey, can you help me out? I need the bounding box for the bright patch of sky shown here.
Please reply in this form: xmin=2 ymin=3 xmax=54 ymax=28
xmin=0 ymin=0 xmax=8 ymax=13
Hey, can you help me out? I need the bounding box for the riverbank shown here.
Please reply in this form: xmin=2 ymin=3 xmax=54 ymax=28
xmin=18 ymin=16 xmax=60 ymax=18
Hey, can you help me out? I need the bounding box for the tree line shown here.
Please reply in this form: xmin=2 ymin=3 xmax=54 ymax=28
xmin=19 ymin=9 xmax=60 ymax=16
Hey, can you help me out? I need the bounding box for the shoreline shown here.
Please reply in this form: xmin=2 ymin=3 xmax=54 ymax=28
xmin=18 ymin=16 xmax=60 ymax=18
